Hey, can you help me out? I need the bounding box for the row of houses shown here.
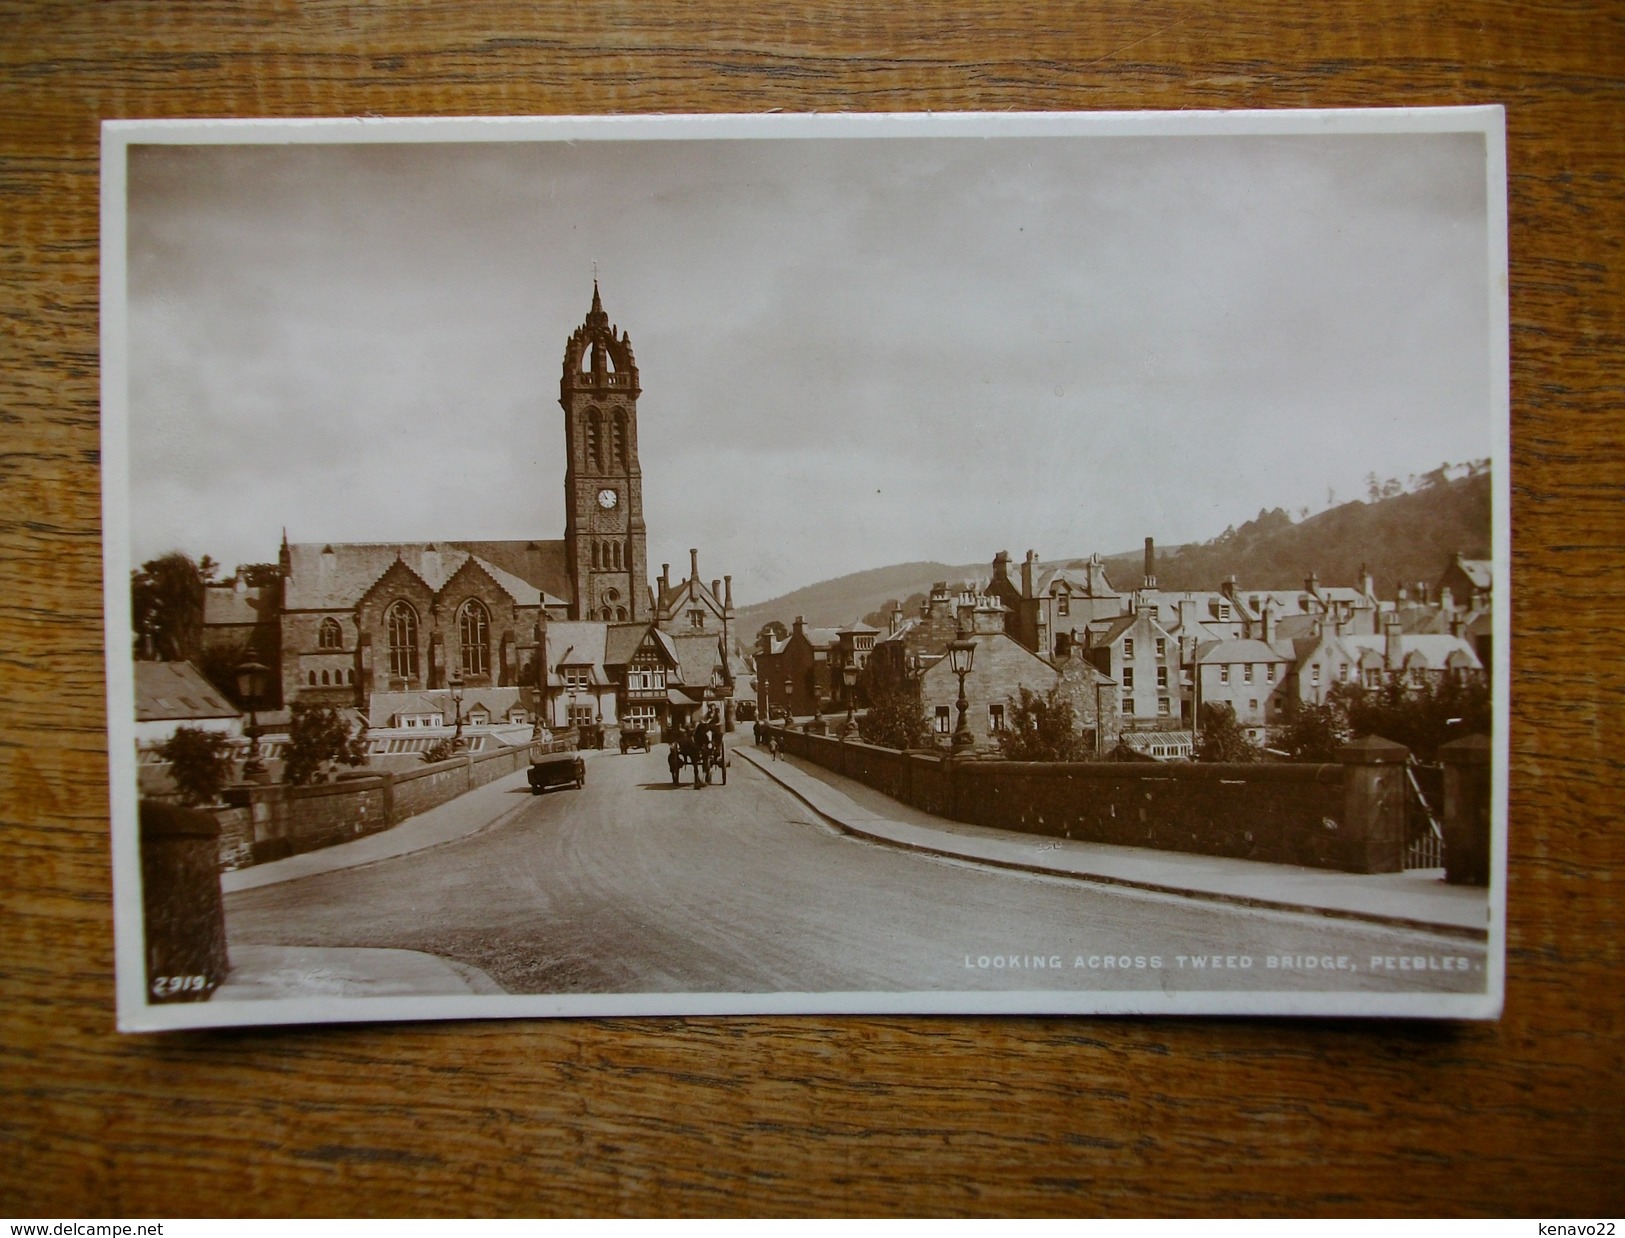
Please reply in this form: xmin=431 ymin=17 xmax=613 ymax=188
xmin=754 ymin=546 xmax=1491 ymax=753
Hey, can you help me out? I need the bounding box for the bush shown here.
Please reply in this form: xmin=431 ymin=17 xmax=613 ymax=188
xmin=999 ymin=685 xmax=1091 ymax=762
xmin=1195 ymin=702 xmax=1262 ymax=763
xmin=419 ymin=738 xmax=457 ymax=764
xmin=284 ymin=702 xmax=369 ymax=786
xmin=157 ymin=726 xmax=234 ymax=806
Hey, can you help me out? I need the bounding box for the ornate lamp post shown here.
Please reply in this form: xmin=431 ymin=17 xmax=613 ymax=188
xmin=449 ymin=672 xmax=465 ymax=751
xmin=842 ymin=662 xmax=858 ymax=736
xmin=234 ymin=658 xmax=270 ymax=783
xmin=783 ymin=679 xmax=793 ymax=721
xmin=947 ymin=627 xmax=977 ymax=751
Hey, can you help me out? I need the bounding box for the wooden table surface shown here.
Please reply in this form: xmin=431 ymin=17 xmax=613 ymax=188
xmin=3 ymin=1 xmax=1621 ymax=1218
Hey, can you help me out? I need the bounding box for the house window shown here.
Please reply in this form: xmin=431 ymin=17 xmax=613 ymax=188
xmin=1156 ymin=667 xmax=1168 ymax=689
xmin=1155 ymin=637 xmax=1166 ymax=658
xmin=1218 ymin=603 xmax=1231 ymax=620
xmin=563 ymin=667 xmax=589 ymax=690
xmin=1057 ymin=595 xmax=1069 ymax=617
xmin=1123 ymin=638 xmax=1134 ymax=659
xmin=1249 ymin=699 xmax=1259 ymax=712
xmin=1157 ymin=697 xmax=1170 ymax=717
xmin=934 ymin=705 xmax=951 ymax=734
xmin=1267 ymin=663 xmax=1277 ymax=682
xmin=1366 ymin=667 xmax=1382 ymax=687
xmin=459 ymin=600 xmax=490 ymax=678
xmin=468 ymin=709 xmax=490 ymax=726
xmin=689 ymin=610 xmax=706 ymax=629
xmin=386 ymin=601 xmax=419 ymax=680
xmin=1243 ymin=663 xmax=1254 ymax=683
xmin=989 ymin=704 xmax=1006 ymax=732
xmin=1122 ymin=667 xmax=1134 ymax=689
xmin=1219 ymin=664 xmax=1230 ymax=684
xmin=1311 ymin=663 xmax=1321 ymax=684
xmin=1122 ymin=696 xmax=1135 ymax=715
xmin=1339 ymin=663 xmax=1350 ymax=683
xmin=569 ymin=703 xmax=595 ymax=727
xmin=318 ymin=618 xmax=343 ymax=650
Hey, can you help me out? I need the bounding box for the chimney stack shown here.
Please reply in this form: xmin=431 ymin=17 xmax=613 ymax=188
xmin=712 ymin=579 xmax=721 ymax=605
xmin=724 ymin=575 xmax=733 ymax=610
xmin=690 ymin=548 xmax=699 ymax=583
xmin=1143 ymin=537 xmax=1156 ymax=589
xmin=1023 ymin=550 xmax=1036 ymax=599
xmin=661 ymin=563 xmax=670 ymax=600
xmin=1384 ymin=613 xmax=1404 ymax=669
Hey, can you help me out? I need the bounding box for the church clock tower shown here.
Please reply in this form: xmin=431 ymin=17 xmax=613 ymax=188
xmin=561 ymin=282 xmax=649 ymax=622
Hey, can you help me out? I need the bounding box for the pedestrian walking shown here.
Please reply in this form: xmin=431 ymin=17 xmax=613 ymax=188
xmin=768 ymin=732 xmax=780 ymax=761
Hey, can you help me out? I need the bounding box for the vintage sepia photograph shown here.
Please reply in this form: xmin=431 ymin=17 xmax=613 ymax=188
xmin=101 ymin=110 xmax=1509 ymax=1030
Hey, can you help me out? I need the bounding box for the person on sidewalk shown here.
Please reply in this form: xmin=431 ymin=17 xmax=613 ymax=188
xmin=768 ymin=732 xmax=780 ymax=761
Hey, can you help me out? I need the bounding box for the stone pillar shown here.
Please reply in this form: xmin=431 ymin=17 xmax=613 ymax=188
xmin=1337 ymin=736 xmax=1410 ymax=873
xmin=139 ymin=800 xmax=229 ymax=1003
xmin=1439 ymin=733 xmax=1492 ymax=886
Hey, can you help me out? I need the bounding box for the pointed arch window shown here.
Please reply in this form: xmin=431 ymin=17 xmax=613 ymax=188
xmin=387 ymin=601 xmax=419 ymax=680
xmin=459 ymin=599 xmax=491 ymax=679
xmin=318 ymin=617 xmax=343 ymax=649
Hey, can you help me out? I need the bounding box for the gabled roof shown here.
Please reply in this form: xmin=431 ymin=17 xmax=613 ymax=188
xmin=1447 ymin=557 xmax=1493 ymax=589
xmin=135 ymin=661 xmax=239 ymax=722
xmin=543 ymin=622 xmax=611 ymax=686
xmin=669 ymin=631 xmax=728 ymax=687
xmin=284 ymin=541 xmax=566 ymax=612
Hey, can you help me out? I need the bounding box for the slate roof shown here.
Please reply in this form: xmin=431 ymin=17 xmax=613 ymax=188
xmin=1342 ymin=633 xmax=1482 ymax=670
xmin=203 ymin=582 xmax=272 ymax=626
xmin=543 ymin=622 xmax=611 ymax=686
xmin=669 ymin=631 xmax=728 ymax=688
xmin=1448 ymin=558 xmax=1494 ymax=589
xmin=367 ymin=687 xmax=524 ymax=728
xmin=1192 ymin=638 xmax=1295 ymax=665
xmin=135 ymin=661 xmax=239 ymax=723
xmin=283 ymin=541 xmax=568 ymax=612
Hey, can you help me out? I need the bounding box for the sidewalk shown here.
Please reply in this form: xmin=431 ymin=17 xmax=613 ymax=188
xmin=735 ymin=745 xmax=1488 ymax=940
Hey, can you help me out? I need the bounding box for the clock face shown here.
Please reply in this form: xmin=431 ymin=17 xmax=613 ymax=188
xmin=597 ymin=488 xmax=618 ymax=510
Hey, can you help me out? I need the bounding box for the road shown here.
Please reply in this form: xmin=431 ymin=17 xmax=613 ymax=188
xmin=225 ymin=739 xmax=1489 ymax=996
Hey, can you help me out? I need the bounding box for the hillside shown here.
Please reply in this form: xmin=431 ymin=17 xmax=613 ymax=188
xmin=737 ymin=470 xmax=1492 ymax=642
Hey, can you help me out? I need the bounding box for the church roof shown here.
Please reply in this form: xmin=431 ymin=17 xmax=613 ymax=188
xmin=283 ymin=541 xmax=568 ymax=612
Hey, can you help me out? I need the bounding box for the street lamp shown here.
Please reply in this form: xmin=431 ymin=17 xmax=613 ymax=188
xmin=842 ymin=662 xmax=858 ymax=735
xmin=947 ymin=627 xmax=977 ymax=751
xmin=449 ymin=672 xmax=465 ymax=751
xmin=783 ymin=679 xmax=793 ymax=721
xmin=234 ymin=658 xmax=270 ymax=783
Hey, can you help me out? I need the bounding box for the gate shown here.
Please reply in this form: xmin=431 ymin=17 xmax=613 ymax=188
xmin=1404 ymin=761 xmax=1446 ymax=871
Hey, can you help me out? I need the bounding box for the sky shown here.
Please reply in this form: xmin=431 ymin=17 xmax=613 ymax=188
xmin=122 ymin=119 xmax=1497 ymax=606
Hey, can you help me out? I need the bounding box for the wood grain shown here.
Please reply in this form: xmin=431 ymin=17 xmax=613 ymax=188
xmin=2 ymin=0 xmax=1621 ymax=1217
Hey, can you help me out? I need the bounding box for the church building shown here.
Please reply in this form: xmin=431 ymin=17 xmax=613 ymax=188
xmin=201 ymin=285 xmax=736 ymax=743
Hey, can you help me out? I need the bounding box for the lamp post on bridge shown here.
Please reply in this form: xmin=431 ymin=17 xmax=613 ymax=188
xmin=449 ymin=673 xmax=465 ymax=751
xmin=233 ymin=658 xmax=270 ymax=784
xmin=948 ymin=627 xmax=977 ymax=752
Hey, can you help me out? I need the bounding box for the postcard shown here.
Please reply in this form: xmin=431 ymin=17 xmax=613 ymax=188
xmin=102 ymin=109 xmax=1509 ymax=1030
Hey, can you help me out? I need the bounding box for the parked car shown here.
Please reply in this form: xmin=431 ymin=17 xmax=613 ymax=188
xmin=528 ymin=750 xmax=586 ymax=794
xmin=619 ymin=727 xmax=650 ymax=753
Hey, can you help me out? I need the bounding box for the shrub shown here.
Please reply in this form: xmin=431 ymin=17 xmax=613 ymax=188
xmin=999 ymin=685 xmax=1091 ymax=762
xmin=284 ymin=702 xmax=369 ymax=786
xmin=156 ymin=726 xmax=234 ymax=806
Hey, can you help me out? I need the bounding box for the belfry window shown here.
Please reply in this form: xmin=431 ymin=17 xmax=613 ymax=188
xmin=318 ymin=618 xmax=343 ymax=649
xmin=613 ymin=411 xmax=628 ymax=469
xmin=459 ymin=600 xmax=490 ymax=678
xmin=387 ymin=601 xmax=419 ymax=680
xmin=586 ymin=410 xmax=603 ymax=472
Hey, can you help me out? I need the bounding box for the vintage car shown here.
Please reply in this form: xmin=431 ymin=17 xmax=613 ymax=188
xmin=618 ymin=727 xmax=651 ymax=753
xmin=527 ymin=750 xmax=586 ymax=794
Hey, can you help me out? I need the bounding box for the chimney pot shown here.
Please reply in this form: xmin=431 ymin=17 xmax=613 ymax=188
xmin=690 ymin=549 xmax=699 ymax=581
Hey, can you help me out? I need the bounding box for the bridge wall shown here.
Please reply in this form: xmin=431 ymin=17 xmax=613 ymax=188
xmin=765 ymin=727 xmax=1389 ymax=873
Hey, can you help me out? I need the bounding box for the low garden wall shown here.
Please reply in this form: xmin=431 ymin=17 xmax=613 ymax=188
xmin=219 ymin=741 xmax=541 ymax=868
xmin=767 ymin=727 xmax=1411 ymax=874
